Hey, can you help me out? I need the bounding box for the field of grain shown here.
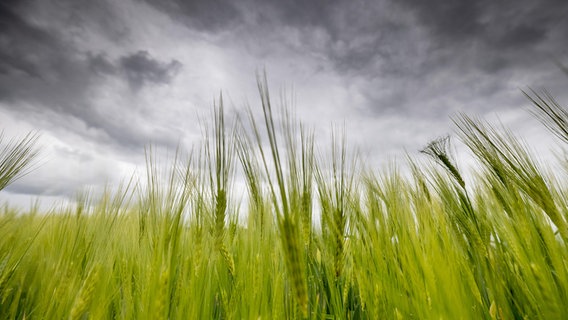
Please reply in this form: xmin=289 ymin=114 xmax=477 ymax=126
xmin=1 ymin=81 xmax=568 ymax=319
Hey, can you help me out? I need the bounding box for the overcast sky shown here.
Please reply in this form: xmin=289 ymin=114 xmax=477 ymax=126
xmin=1 ymin=0 xmax=568 ymax=209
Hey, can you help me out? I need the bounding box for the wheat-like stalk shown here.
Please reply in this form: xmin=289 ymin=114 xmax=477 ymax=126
xmin=0 ymin=132 xmax=40 ymax=191
xmin=69 ymin=265 xmax=100 ymax=320
xmin=152 ymin=267 xmax=170 ymax=320
xmin=281 ymin=218 xmax=308 ymax=317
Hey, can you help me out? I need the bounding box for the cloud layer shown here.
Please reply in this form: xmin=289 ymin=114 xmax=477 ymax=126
xmin=1 ymin=0 xmax=567 ymax=208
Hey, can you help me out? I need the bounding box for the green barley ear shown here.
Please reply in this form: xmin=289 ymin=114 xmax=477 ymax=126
xmin=235 ymin=123 xmax=267 ymax=232
xmin=254 ymin=71 xmax=309 ymax=317
xmin=316 ymin=127 xmax=358 ymax=280
xmin=205 ymin=94 xmax=236 ymax=277
xmin=420 ymin=136 xmax=465 ymax=189
xmin=219 ymin=240 xmax=235 ymax=276
xmin=215 ymin=189 xmax=227 ymax=242
xmin=0 ymin=132 xmax=40 ymax=191
xmin=281 ymin=218 xmax=308 ymax=317
xmin=299 ymin=125 xmax=315 ymax=247
xmin=151 ymin=267 xmax=170 ymax=320
xmin=524 ymin=88 xmax=568 ymax=144
xmin=281 ymin=106 xmax=315 ymax=247
xmin=455 ymin=113 xmax=568 ymax=241
xmin=69 ymin=264 xmax=100 ymax=320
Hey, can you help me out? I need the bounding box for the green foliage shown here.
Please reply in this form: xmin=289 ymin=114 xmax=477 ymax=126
xmin=0 ymin=132 xmax=39 ymax=191
xmin=2 ymin=79 xmax=568 ymax=319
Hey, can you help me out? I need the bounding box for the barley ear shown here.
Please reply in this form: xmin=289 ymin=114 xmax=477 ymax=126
xmin=69 ymin=265 xmax=100 ymax=320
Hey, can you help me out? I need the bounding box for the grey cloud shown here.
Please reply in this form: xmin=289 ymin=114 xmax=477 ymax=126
xmin=139 ymin=0 xmax=557 ymax=120
xmin=138 ymin=0 xmax=243 ymax=31
xmin=71 ymin=0 xmax=568 ymax=87
xmin=139 ymin=0 xmax=338 ymax=32
xmin=0 ymin=0 xmax=132 ymax=107
xmin=0 ymin=1 xmax=184 ymax=152
xmin=61 ymin=0 xmax=130 ymax=43
xmin=87 ymin=53 xmax=117 ymax=76
xmin=119 ymin=50 xmax=182 ymax=91
xmin=395 ymin=0 xmax=482 ymax=42
xmin=261 ymin=0 xmax=567 ymax=78
xmin=0 ymin=2 xmax=115 ymax=108
xmin=261 ymin=0 xmax=340 ymax=29
xmin=5 ymin=182 xmax=74 ymax=198
xmin=87 ymin=50 xmax=183 ymax=90
xmin=0 ymin=0 xmax=127 ymax=82
xmin=253 ymin=0 xmax=407 ymax=75
xmin=0 ymin=3 xmax=65 ymax=83
xmin=496 ymin=24 xmax=547 ymax=49
xmin=284 ymin=1 xmax=408 ymax=74
xmin=311 ymin=0 xmax=568 ymax=119
xmin=138 ymin=0 xmax=391 ymax=71
xmin=395 ymin=0 xmax=568 ymax=54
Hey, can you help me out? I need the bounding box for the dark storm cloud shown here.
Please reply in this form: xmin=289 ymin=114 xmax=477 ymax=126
xmin=257 ymin=0 xmax=568 ymax=115
xmin=137 ymin=0 xmax=243 ymax=31
xmin=139 ymin=0 xmax=557 ymax=119
xmin=0 ymin=0 xmax=128 ymax=86
xmin=119 ymin=51 xmax=182 ymax=91
xmin=88 ymin=53 xmax=117 ymax=76
xmin=0 ymin=3 xmax=95 ymax=108
xmin=359 ymin=0 xmax=568 ymax=119
xmin=0 ymin=1 xmax=184 ymax=152
xmin=139 ymin=0 xmax=403 ymax=74
xmin=61 ymin=0 xmax=130 ymax=42
xmin=267 ymin=0 xmax=568 ymax=76
xmin=396 ymin=0 xmax=568 ymax=44
xmin=263 ymin=0 xmax=410 ymax=75
xmin=0 ymin=3 xmax=63 ymax=84
xmin=139 ymin=0 xmax=345 ymax=36
xmin=395 ymin=0 xmax=568 ymax=63
xmin=0 ymin=0 xmax=126 ymax=105
xmin=258 ymin=0 xmax=340 ymax=28
xmin=87 ymin=51 xmax=183 ymax=90
xmin=395 ymin=1 xmax=482 ymax=41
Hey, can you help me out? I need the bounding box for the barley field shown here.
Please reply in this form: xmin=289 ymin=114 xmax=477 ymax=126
xmin=1 ymin=80 xmax=568 ymax=319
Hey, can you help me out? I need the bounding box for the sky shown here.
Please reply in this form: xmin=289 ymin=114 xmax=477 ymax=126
xmin=1 ymin=0 xmax=568 ymax=210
